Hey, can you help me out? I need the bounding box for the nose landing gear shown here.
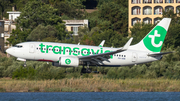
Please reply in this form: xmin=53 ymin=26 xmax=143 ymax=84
xmin=23 ymin=61 xmax=27 ymax=67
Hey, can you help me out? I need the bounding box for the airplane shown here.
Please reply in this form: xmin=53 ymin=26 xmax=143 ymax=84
xmin=6 ymin=18 xmax=172 ymax=68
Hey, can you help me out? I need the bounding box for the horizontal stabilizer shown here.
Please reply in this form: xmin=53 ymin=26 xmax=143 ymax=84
xmin=147 ymin=52 xmax=173 ymax=56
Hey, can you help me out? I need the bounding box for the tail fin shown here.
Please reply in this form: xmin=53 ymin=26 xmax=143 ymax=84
xmin=130 ymin=18 xmax=171 ymax=53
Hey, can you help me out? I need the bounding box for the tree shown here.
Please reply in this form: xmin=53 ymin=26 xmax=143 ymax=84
xmin=161 ymin=9 xmax=180 ymax=49
xmin=86 ymin=2 xmax=128 ymax=34
xmin=96 ymin=0 xmax=112 ymax=8
xmin=8 ymin=1 xmax=67 ymax=45
xmin=16 ymin=1 xmax=64 ymax=30
xmin=130 ymin=23 xmax=155 ymax=45
xmin=65 ymin=0 xmax=86 ymax=9
xmin=26 ymin=25 xmax=58 ymax=41
xmin=91 ymin=29 xmax=128 ymax=47
xmin=98 ymin=2 xmax=128 ymax=34
xmin=53 ymin=1 xmax=85 ymax=19
xmin=7 ymin=28 xmax=31 ymax=46
xmin=0 ymin=0 xmax=12 ymax=19
xmin=12 ymin=0 xmax=34 ymax=11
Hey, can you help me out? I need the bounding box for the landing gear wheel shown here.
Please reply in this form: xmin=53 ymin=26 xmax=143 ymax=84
xmin=86 ymin=68 xmax=92 ymax=73
xmin=23 ymin=62 xmax=27 ymax=67
xmin=81 ymin=62 xmax=92 ymax=74
xmin=81 ymin=65 xmax=86 ymax=73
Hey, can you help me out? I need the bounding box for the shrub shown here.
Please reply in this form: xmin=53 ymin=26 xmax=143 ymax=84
xmin=12 ymin=66 xmax=37 ymax=80
xmin=0 ymin=66 xmax=5 ymax=77
xmin=107 ymin=68 xmax=117 ymax=79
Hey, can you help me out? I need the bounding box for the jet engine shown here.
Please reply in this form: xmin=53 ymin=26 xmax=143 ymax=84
xmin=52 ymin=56 xmax=79 ymax=67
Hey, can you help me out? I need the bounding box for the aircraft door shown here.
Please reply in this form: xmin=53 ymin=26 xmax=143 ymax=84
xmin=29 ymin=44 xmax=35 ymax=53
xmin=132 ymin=52 xmax=138 ymax=62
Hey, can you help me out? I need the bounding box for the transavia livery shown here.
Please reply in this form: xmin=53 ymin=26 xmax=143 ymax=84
xmin=6 ymin=18 xmax=172 ymax=67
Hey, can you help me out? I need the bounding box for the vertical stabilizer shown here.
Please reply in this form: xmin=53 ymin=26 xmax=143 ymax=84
xmin=129 ymin=18 xmax=171 ymax=53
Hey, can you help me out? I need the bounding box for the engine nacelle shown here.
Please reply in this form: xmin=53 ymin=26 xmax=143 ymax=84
xmin=52 ymin=56 xmax=79 ymax=67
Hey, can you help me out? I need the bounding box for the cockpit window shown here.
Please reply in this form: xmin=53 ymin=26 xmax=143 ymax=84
xmin=14 ymin=45 xmax=23 ymax=48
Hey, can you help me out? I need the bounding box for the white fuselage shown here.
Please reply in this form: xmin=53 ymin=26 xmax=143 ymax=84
xmin=6 ymin=42 xmax=161 ymax=67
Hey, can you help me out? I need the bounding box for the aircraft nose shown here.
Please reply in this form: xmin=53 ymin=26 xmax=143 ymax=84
xmin=6 ymin=48 xmax=14 ymax=55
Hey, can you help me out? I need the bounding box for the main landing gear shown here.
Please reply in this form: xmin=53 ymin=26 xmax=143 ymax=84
xmin=81 ymin=62 xmax=92 ymax=73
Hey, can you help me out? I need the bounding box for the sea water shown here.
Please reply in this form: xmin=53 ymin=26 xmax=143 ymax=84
xmin=0 ymin=92 xmax=180 ymax=101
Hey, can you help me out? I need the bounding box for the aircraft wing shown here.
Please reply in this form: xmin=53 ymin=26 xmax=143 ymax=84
xmin=78 ymin=38 xmax=133 ymax=64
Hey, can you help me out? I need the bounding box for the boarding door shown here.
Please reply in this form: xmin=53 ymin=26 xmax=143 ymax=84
xmin=132 ymin=52 xmax=137 ymax=62
xmin=29 ymin=44 xmax=35 ymax=53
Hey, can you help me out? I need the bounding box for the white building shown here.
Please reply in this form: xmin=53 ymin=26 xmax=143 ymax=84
xmin=63 ymin=20 xmax=88 ymax=35
xmin=6 ymin=11 xmax=21 ymax=21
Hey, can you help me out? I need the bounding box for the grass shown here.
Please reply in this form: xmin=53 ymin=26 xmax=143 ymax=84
xmin=0 ymin=76 xmax=180 ymax=92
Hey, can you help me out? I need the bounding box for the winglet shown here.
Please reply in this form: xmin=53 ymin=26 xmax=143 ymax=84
xmin=122 ymin=38 xmax=133 ymax=50
xmin=99 ymin=40 xmax=105 ymax=47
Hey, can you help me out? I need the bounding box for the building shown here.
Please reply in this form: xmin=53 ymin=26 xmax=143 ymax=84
xmin=128 ymin=0 xmax=180 ymax=32
xmin=63 ymin=20 xmax=88 ymax=35
xmin=3 ymin=8 xmax=21 ymax=49
xmin=7 ymin=11 xmax=21 ymax=21
xmin=4 ymin=20 xmax=16 ymax=49
xmin=0 ymin=20 xmax=4 ymax=52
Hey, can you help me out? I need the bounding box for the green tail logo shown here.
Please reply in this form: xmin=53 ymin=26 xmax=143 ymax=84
xmin=143 ymin=26 xmax=167 ymax=52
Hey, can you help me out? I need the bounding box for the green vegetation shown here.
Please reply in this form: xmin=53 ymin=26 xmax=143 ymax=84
xmin=1 ymin=77 xmax=180 ymax=92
